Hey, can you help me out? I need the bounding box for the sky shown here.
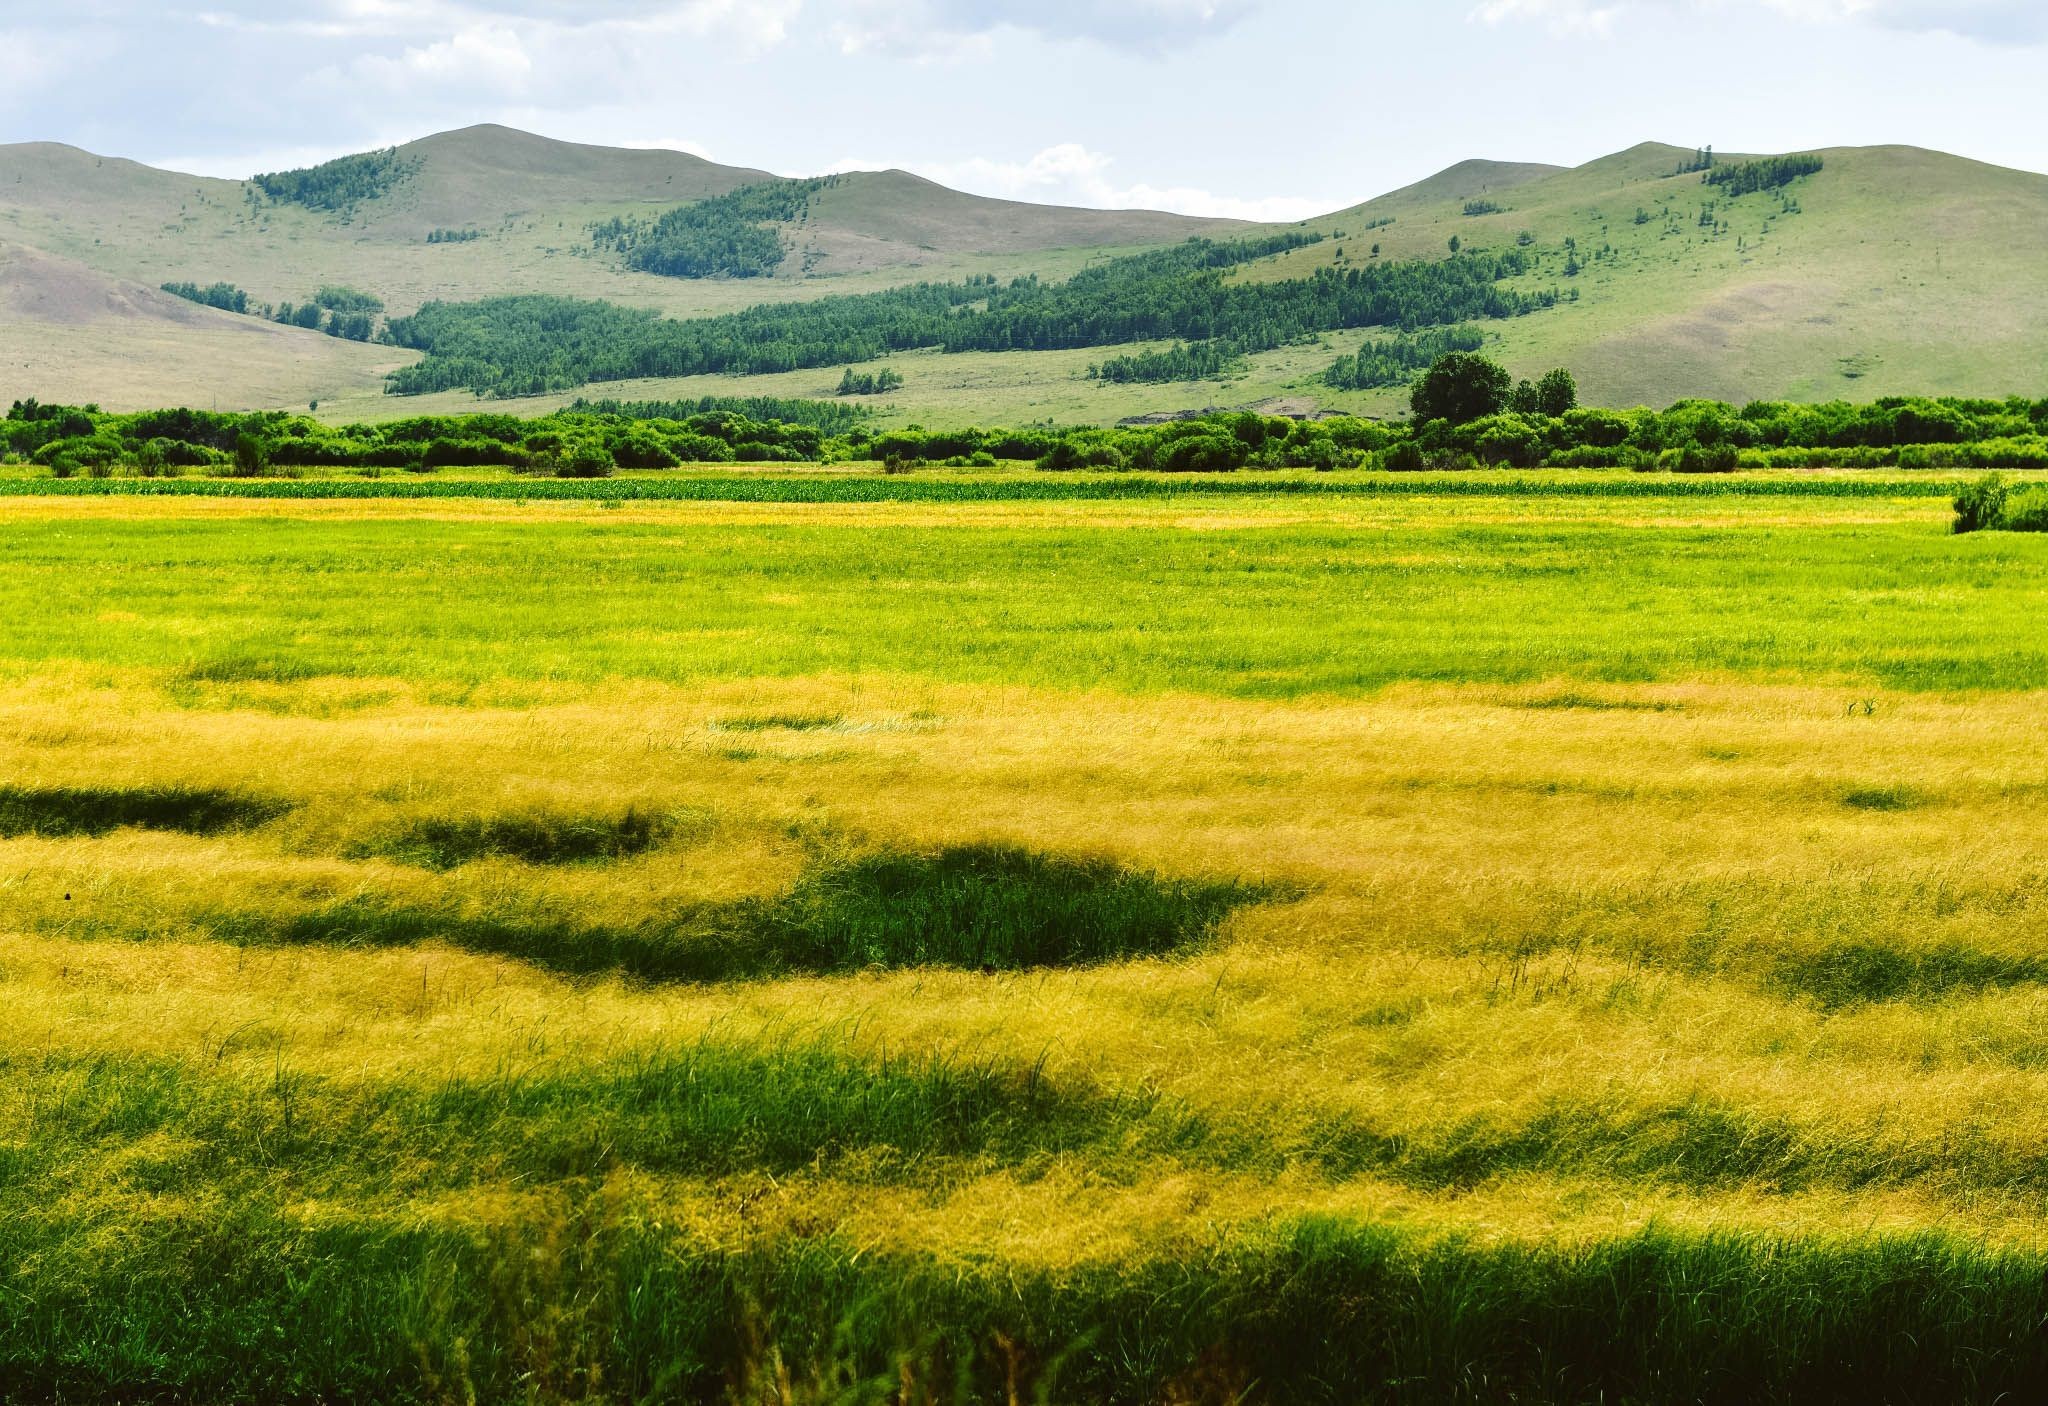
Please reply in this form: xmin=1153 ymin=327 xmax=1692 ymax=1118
xmin=0 ymin=1 xmax=2043 ymax=219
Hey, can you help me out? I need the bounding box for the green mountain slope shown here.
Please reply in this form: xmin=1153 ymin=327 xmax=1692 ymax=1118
xmin=0 ymin=125 xmax=1249 ymax=410
xmin=2 ymin=129 xmax=2043 ymax=420
xmin=1254 ymin=141 xmax=2048 ymax=408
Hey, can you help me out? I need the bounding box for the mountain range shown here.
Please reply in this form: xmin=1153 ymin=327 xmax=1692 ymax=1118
xmin=3 ymin=125 xmax=2043 ymax=423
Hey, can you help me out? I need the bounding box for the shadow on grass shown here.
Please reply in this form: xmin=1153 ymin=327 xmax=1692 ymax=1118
xmin=347 ymin=808 xmax=713 ymax=870
xmin=203 ymin=845 xmax=1272 ymax=983
xmin=0 ymin=784 xmax=293 ymax=839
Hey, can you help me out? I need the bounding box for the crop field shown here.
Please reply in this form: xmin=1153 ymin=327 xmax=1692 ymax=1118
xmin=4 ymin=478 xmax=2048 ymax=1402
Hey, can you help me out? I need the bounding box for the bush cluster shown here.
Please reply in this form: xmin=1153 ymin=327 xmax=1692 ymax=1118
xmin=2 ymin=400 xmax=831 ymax=479
xmin=1953 ymin=474 xmax=2048 ymax=534
xmin=11 ymin=357 xmax=2048 ymax=480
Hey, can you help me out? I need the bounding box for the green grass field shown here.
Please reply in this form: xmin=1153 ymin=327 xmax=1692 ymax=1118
xmin=4 ymin=474 xmax=2048 ymax=1401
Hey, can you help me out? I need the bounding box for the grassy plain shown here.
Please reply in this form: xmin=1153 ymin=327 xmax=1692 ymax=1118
xmin=3 ymin=478 xmax=2048 ymax=1401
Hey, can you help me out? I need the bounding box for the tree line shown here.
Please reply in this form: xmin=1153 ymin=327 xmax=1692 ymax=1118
xmin=161 ymin=282 xmax=251 ymax=315
xmin=162 ymin=281 xmax=386 ymax=342
xmin=275 ymin=286 xmax=385 ymax=342
xmin=11 ymin=377 xmax=2047 ymax=481
xmin=381 ymin=234 xmax=1565 ymax=398
xmin=568 ymin=394 xmax=873 ymax=434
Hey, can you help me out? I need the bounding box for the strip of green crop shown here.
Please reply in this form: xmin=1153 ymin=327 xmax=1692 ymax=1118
xmin=0 ymin=474 xmax=1964 ymax=503
xmin=7 ymin=1203 xmax=2047 ymax=1404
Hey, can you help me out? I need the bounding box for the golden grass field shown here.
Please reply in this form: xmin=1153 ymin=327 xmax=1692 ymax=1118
xmin=3 ymin=484 xmax=2047 ymax=1402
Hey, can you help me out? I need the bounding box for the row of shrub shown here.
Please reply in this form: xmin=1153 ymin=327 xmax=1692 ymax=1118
xmin=10 ymin=385 xmax=2048 ymax=480
xmin=0 ymin=400 xmax=834 ymax=480
xmin=1409 ymin=410 xmax=2048 ymax=472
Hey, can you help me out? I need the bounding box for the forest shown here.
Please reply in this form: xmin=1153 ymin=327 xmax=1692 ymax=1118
xmin=836 ymin=367 xmax=905 ymax=396
xmin=163 ymin=281 xmax=385 ymax=341
xmin=1323 ymin=326 xmax=1488 ymax=390
xmin=251 ymin=148 xmax=419 ymax=212
xmin=273 ymin=286 xmax=386 ymax=343
xmin=1703 ymin=154 xmax=1825 ymax=195
xmin=1090 ymin=341 xmax=1245 ymax=384
xmin=381 ymin=235 xmax=1559 ymax=396
xmin=589 ymin=178 xmax=833 ymax=279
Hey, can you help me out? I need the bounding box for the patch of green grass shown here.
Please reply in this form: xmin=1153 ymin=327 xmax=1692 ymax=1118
xmin=711 ymin=712 xmax=845 ymax=733
xmin=8 ymin=1099 xmax=2048 ymax=1406
xmin=1768 ymin=941 xmax=2048 ymax=1008
xmin=178 ymin=654 xmax=323 ymax=685
xmin=1511 ymin=690 xmax=1683 ymax=713
xmin=1 ymin=1044 xmax=1101 ymax=1190
xmin=1840 ymin=784 xmax=1933 ymax=812
xmin=752 ymin=846 xmax=1266 ymax=974
xmin=0 ymin=784 xmax=291 ymax=839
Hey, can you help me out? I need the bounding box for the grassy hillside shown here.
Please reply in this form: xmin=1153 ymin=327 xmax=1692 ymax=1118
xmin=0 ymin=242 xmax=412 ymax=410
xmin=326 ymin=139 xmax=2048 ymax=428
xmin=0 ymin=126 xmax=1249 ymax=411
xmin=1251 ymin=141 xmax=2048 ymax=410
xmin=0 ymin=126 xmax=1239 ymax=316
xmin=4 ymin=129 xmax=2046 ymax=421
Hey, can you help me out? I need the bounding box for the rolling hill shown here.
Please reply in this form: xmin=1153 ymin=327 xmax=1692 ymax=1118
xmin=2 ymin=127 xmax=2044 ymax=422
xmin=1255 ymin=141 xmax=2048 ymax=411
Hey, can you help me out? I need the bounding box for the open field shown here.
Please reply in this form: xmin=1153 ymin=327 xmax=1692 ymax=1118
xmin=4 ymin=479 xmax=2048 ymax=1401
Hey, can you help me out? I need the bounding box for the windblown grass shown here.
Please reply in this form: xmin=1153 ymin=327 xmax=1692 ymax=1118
xmin=1 ymin=485 xmax=2045 ymax=1400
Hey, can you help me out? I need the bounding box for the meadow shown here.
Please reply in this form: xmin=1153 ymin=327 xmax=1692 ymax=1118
xmin=4 ymin=477 xmax=2048 ymax=1402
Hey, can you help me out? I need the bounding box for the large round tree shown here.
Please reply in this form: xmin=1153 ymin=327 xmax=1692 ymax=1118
xmin=1411 ymin=352 xmax=1513 ymax=425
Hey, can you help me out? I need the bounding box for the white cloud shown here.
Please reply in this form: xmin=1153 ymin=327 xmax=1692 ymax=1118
xmin=1470 ymin=0 xmax=1629 ymax=34
xmin=180 ymin=0 xmax=1233 ymax=53
xmin=189 ymin=0 xmax=796 ymax=51
xmin=351 ymin=25 xmax=534 ymax=95
xmin=1838 ymin=0 xmax=2046 ymax=42
xmin=841 ymin=143 xmax=1325 ymax=221
xmin=1473 ymin=0 xmax=2046 ymax=42
xmin=826 ymin=0 xmax=1254 ymax=57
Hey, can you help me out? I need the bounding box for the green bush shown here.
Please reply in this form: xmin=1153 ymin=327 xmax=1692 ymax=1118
xmin=1952 ymin=474 xmax=2010 ymax=534
xmin=1154 ymin=432 xmax=1248 ymax=474
xmin=560 ymin=443 xmax=616 ymax=479
xmin=1472 ymin=415 xmax=1546 ymax=468
xmin=1673 ymin=444 xmax=1740 ymax=474
xmin=609 ymin=433 xmax=682 ymax=470
xmin=2004 ymin=492 xmax=2048 ymax=532
xmin=1380 ymin=443 xmax=1426 ymax=473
